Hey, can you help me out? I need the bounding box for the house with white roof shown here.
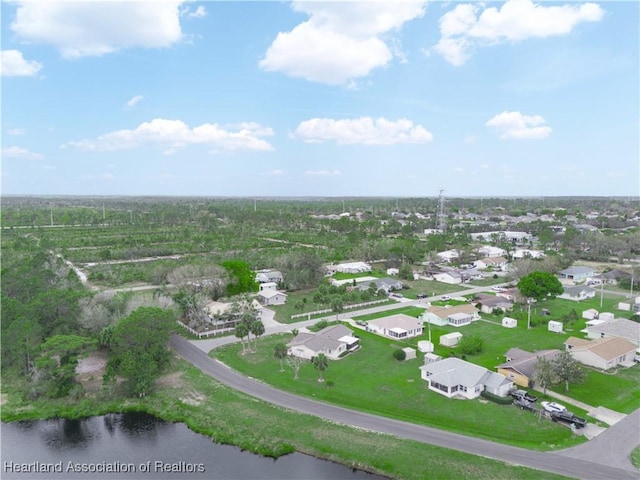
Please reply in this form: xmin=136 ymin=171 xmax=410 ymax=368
xmin=367 ymin=314 xmax=423 ymax=340
xmin=473 ymin=257 xmax=508 ymax=270
xmin=421 ymin=305 xmax=480 ymax=327
xmin=257 ymin=289 xmax=287 ymax=306
xmin=419 ymin=357 xmax=513 ymax=399
xmin=436 ymin=250 xmax=460 ymax=263
xmin=476 ymin=246 xmax=507 ymax=258
xmin=558 ymin=266 xmax=596 ymax=283
xmin=333 ymin=262 xmax=372 ymax=274
xmin=558 ymin=285 xmax=596 ymax=302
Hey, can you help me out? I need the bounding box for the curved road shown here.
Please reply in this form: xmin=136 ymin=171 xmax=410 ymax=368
xmin=170 ymin=335 xmax=638 ymax=480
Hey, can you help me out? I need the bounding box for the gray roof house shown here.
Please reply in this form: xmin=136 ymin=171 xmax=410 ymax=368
xmin=358 ymin=277 xmax=404 ymax=294
xmin=419 ymin=357 xmax=513 ymax=399
xmin=287 ymin=324 xmax=359 ymax=361
xmin=586 ymin=318 xmax=640 ymax=347
xmin=496 ymin=348 xmax=561 ymax=388
xmin=558 ymin=266 xmax=595 ymax=282
xmin=256 ymin=270 xmax=284 ymax=284
xmin=558 ymin=285 xmax=597 ymax=302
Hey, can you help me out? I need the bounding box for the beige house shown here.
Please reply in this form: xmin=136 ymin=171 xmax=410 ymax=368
xmin=496 ymin=348 xmax=561 ymax=388
xmin=564 ymin=336 xmax=637 ymax=370
xmin=421 ymin=304 xmax=480 ymax=327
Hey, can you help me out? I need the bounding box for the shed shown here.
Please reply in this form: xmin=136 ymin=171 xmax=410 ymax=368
xmin=582 ymin=309 xmax=599 ymax=320
xmin=402 ymin=347 xmax=417 ymax=361
xmin=618 ymin=303 xmax=631 ymax=312
xmin=548 ymin=321 xmax=563 ymax=333
xmin=502 ymin=317 xmax=517 ymax=329
xmin=440 ymin=332 xmax=463 ymax=347
xmin=424 ymin=352 xmax=441 ymax=364
xmin=417 ymin=340 xmax=434 ymax=353
xmin=259 ymin=282 xmax=278 ymax=292
xmin=599 ymin=312 xmax=615 ymax=322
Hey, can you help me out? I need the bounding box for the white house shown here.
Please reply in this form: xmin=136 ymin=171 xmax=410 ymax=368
xmin=476 ymin=246 xmax=507 ymax=258
xmin=255 ymin=270 xmax=284 ymax=284
xmin=433 ymin=271 xmax=463 ymax=284
xmin=558 ymin=286 xmax=596 ymax=302
xmin=586 ymin=318 xmax=640 ymax=347
xmin=436 ymin=250 xmax=460 ymax=263
xmin=473 ymin=257 xmax=508 ymax=270
xmin=421 ymin=305 xmax=480 ymax=327
xmin=287 ymin=324 xmax=359 ymax=361
xmin=257 ymin=289 xmax=287 ymax=306
xmin=512 ymin=249 xmax=545 ymax=259
xmin=367 ymin=314 xmax=423 ymax=340
xmin=558 ymin=266 xmax=596 ymax=283
xmin=440 ymin=332 xmax=463 ymax=347
xmin=419 ymin=357 xmax=513 ymax=399
xmin=259 ymin=282 xmax=278 ymax=292
xmin=334 ymin=262 xmax=372 ymax=274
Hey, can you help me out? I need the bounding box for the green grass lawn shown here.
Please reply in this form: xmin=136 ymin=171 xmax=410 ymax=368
xmin=331 ymin=270 xmax=384 ymax=281
xmin=212 ymin=329 xmax=583 ymax=451
xmin=468 ymin=276 xmax=509 ymax=287
xmin=400 ymin=279 xmax=467 ymax=299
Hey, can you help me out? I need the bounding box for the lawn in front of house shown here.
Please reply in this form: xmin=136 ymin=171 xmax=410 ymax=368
xmin=400 ymin=279 xmax=469 ymax=299
xmin=212 ymin=327 xmax=581 ymax=451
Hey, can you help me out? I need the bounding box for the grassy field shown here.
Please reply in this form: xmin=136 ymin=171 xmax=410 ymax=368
xmin=397 ymin=279 xmax=466 ymax=299
xmin=0 ymin=360 xmax=570 ymax=480
xmin=212 ymin=329 xmax=584 ymax=451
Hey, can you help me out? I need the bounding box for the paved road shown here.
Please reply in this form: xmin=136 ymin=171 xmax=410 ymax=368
xmin=170 ymin=335 xmax=638 ymax=480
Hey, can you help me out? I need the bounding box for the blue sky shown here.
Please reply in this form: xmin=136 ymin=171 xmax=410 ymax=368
xmin=1 ymin=0 xmax=638 ymax=197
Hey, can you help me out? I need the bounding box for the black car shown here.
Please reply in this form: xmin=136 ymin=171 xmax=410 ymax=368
xmin=417 ymin=293 xmax=428 ymax=299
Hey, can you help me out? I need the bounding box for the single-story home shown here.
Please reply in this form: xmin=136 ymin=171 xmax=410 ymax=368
xmin=476 ymin=246 xmax=507 ymax=258
xmin=564 ymin=336 xmax=636 ymax=370
xmin=436 ymin=250 xmax=460 ymax=263
xmin=496 ymin=348 xmax=561 ymax=388
xmin=257 ymin=289 xmax=288 ymax=306
xmin=333 ymin=262 xmax=372 ymax=274
xmin=474 ymin=293 xmax=514 ymax=314
xmin=287 ymin=324 xmax=359 ymax=361
xmin=421 ymin=304 xmax=480 ymax=327
xmin=440 ymin=331 xmax=463 ymax=347
xmin=586 ymin=318 xmax=640 ymax=347
xmin=558 ymin=285 xmax=596 ymax=302
xmin=367 ymin=314 xmax=423 ymax=340
xmin=433 ymin=271 xmax=463 ymax=284
xmin=558 ymin=266 xmax=595 ymax=283
xmin=496 ymin=288 xmax=522 ymax=302
xmin=357 ymin=277 xmax=404 ymax=294
xmin=473 ymin=257 xmax=508 ymax=270
xmin=512 ymin=249 xmax=544 ymax=259
xmin=419 ymin=357 xmax=513 ymax=399
xmin=593 ymin=269 xmax=632 ymax=286
xmin=470 ymin=231 xmax=532 ymax=244
xmin=259 ymin=282 xmax=278 ymax=292
xmin=255 ymin=270 xmax=283 ymax=284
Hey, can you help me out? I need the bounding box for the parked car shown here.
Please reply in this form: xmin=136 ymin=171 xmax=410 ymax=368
xmin=390 ymin=292 xmax=404 ymax=299
xmin=417 ymin=293 xmax=428 ymax=299
xmin=550 ymin=410 xmax=587 ymax=428
xmin=355 ymin=320 xmax=367 ymax=327
xmin=508 ymin=389 xmax=538 ymax=403
xmin=541 ymin=401 xmax=567 ymax=413
xmin=491 ymin=286 xmax=505 ymax=292
xmin=441 ymin=295 xmax=452 ymax=301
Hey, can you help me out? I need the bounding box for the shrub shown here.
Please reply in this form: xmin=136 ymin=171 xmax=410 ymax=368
xmin=458 ymin=335 xmax=483 ymax=355
xmin=314 ymin=320 xmax=328 ymax=330
xmin=393 ymin=349 xmax=406 ymax=361
xmin=481 ymin=390 xmax=513 ymax=405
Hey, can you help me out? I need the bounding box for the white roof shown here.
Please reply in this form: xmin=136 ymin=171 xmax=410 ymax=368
xmin=441 ymin=331 xmax=462 ymax=339
xmin=339 ymin=335 xmax=359 ymax=344
xmin=258 ymin=289 xmax=286 ymax=299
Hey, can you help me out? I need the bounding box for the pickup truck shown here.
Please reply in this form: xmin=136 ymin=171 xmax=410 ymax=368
xmin=508 ymin=389 xmax=538 ymax=403
xmin=550 ymin=410 xmax=587 ymax=429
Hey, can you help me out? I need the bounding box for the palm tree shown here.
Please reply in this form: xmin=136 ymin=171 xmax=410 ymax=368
xmin=274 ymin=342 xmax=288 ymax=372
xmin=312 ymin=353 xmax=328 ymax=382
xmin=250 ymin=320 xmax=265 ymax=351
xmin=234 ymin=323 xmax=248 ymax=354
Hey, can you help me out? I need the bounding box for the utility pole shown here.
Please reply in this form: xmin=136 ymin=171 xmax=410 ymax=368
xmin=600 ymin=280 xmax=604 ymax=308
xmin=50 ymin=208 xmax=53 ymax=226
xmin=527 ymin=299 xmax=532 ymax=330
xmin=437 ymin=190 xmax=446 ymax=233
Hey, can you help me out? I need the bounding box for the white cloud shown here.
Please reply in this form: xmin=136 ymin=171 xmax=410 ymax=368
xmin=294 ymin=117 xmax=433 ymax=145
xmin=10 ymin=1 xmax=189 ymax=59
xmin=62 ymin=118 xmax=275 ymax=152
xmin=434 ymin=0 xmax=604 ymax=65
xmin=304 ymin=170 xmax=342 ymax=176
xmin=486 ymin=111 xmax=552 ymax=140
xmin=260 ymin=1 xmax=426 ymax=85
xmin=125 ymin=95 xmax=144 ymax=108
xmin=1 ymin=50 xmax=42 ymax=77
xmin=1 ymin=146 xmax=43 ymax=159
xmin=7 ymin=128 xmax=26 ymax=136
xmin=189 ymin=6 xmax=207 ymax=18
